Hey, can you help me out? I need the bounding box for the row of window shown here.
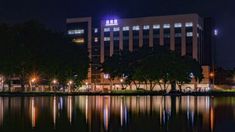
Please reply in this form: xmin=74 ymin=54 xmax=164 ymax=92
xmin=103 ymin=22 xmax=194 ymax=32
xmin=103 ymin=32 xmax=194 ymax=41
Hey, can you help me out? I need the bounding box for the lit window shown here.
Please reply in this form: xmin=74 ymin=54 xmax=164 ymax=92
xmin=72 ymin=38 xmax=84 ymax=44
xmin=186 ymin=32 xmax=193 ymax=37
xmin=175 ymin=33 xmax=182 ymax=37
xmin=104 ymin=37 xmax=110 ymax=41
xmin=123 ymin=26 xmax=129 ymax=31
xmin=113 ymin=27 xmax=120 ymax=32
xmin=132 ymin=25 xmax=140 ymax=31
xmin=163 ymin=24 xmax=170 ymax=28
xmin=94 ymin=37 xmax=98 ymax=42
xmin=143 ymin=25 xmax=150 ymax=30
xmin=104 ymin=28 xmax=110 ymax=32
xmin=105 ymin=19 xmax=118 ymax=26
xmin=94 ymin=28 xmax=98 ymax=33
xmin=197 ymin=33 xmax=199 ymax=37
xmin=153 ymin=24 xmax=160 ymax=29
xmin=174 ymin=23 xmax=182 ymax=28
xmin=68 ymin=29 xmax=84 ymax=35
xmin=185 ymin=22 xmax=193 ymax=27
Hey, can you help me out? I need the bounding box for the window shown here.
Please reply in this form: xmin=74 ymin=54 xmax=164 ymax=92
xmin=123 ymin=26 xmax=129 ymax=31
xmin=163 ymin=24 xmax=170 ymax=28
xmin=104 ymin=37 xmax=110 ymax=41
xmin=175 ymin=33 xmax=182 ymax=37
xmin=186 ymin=32 xmax=193 ymax=37
xmin=104 ymin=28 xmax=110 ymax=32
xmin=174 ymin=23 xmax=182 ymax=28
xmin=132 ymin=25 xmax=140 ymax=31
xmin=143 ymin=25 xmax=150 ymax=30
xmin=113 ymin=27 xmax=120 ymax=32
xmin=153 ymin=24 xmax=160 ymax=29
xmin=185 ymin=22 xmax=193 ymax=27
xmin=68 ymin=29 xmax=84 ymax=35
xmin=94 ymin=28 xmax=98 ymax=33
xmin=72 ymin=38 xmax=84 ymax=44
xmin=94 ymin=37 xmax=98 ymax=42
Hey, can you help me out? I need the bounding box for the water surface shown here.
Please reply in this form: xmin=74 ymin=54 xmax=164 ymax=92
xmin=0 ymin=96 xmax=235 ymax=132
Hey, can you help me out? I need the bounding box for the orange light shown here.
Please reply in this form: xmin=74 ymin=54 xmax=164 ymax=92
xmin=73 ymin=38 xmax=84 ymax=44
xmin=209 ymin=72 xmax=215 ymax=77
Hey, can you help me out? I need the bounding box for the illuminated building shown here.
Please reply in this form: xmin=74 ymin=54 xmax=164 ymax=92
xmin=66 ymin=14 xmax=215 ymax=89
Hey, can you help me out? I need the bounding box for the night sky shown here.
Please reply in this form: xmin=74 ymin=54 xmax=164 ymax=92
xmin=0 ymin=0 xmax=234 ymax=68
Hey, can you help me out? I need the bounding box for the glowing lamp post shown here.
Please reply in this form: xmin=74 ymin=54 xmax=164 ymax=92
xmin=30 ymin=77 xmax=37 ymax=91
xmin=51 ymin=79 xmax=58 ymax=92
xmin=67 ymin=80 xmax=73 ymax=92
xmin=210 ymin=72 xmax=215 ymax=89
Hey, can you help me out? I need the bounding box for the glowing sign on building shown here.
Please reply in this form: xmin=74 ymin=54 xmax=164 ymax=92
xmin=105 ymin=19 xmax=118 ymax=26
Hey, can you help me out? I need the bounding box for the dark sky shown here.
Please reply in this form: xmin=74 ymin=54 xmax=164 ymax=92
xmin=0 ymin=0 xmax=235 ymax=68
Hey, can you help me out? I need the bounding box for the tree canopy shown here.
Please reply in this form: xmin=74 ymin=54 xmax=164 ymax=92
xmin=0 ymin=21 xmax=89 ymax=90
xmin=102 ymin=46 xmax=203 ymax=91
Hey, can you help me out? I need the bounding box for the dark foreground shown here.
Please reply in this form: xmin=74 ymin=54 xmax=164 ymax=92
xmin=0 ymin=95 xmax=235 ymax=132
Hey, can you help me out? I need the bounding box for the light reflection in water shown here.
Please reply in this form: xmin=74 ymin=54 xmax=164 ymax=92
xmin=31 ymin=97 xmax=36 ymax=128
xmin=67 ymin=96 xmax=72 ymax=124
xmin=53 ymin=96 xmax=56 ymax=127
xmin=0 ymin=96 xmax=234 ymax=131
xmin=0 ymin=97 xmax=3 ymax=127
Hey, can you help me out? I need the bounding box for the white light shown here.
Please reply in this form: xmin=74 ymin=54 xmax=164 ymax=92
xmin=214 ymin=29 xmax=218 ymax=36
xmin=104 ymin=28 xmax=110 ymax=32
xmin=104 ymin=37 xmax=110 ymax=41
xmin=132 ymin=25 xmax=140 ymax=31
xmin=163 ymin=24 xmax=170 ymax=28
xmin=94 ymin=37 xmax=98 ymax=42
xmin=143 ymin=25 xmax=150 ymax=30
xmin=68 ymin=29 xmax=84 ymax=35
xmin=153 ymin=24 xmax=160 ymax=29
xmin=105 ymin=19 xmax=118 ymax=26
xmin=94 ymin=28 xmax=98 ymax=33
xmin=174 ymin=23 xmax=182 ymax=28
xmin=186 ymin=32 xmax=193 ymax=37
xmin=123 ymin=26 xmax=129 ymax=31
xmin=104 ymin=74 xmax=110 ymax=79
xmin=113 ymin=27 xmax=120 ymax=31
xmin=185 ymin=22 xmax=193 ymax=27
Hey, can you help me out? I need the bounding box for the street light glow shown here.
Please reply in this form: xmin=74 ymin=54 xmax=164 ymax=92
xmin=52 ymin=79 xmax=57 ymax=84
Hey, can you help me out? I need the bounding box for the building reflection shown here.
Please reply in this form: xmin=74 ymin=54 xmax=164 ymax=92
xmin=1 ymin=95 xmax=234 ymax=131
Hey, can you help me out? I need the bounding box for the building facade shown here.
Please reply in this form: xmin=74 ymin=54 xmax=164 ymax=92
xmin=66 ymin=14 xmax=215 ymax=89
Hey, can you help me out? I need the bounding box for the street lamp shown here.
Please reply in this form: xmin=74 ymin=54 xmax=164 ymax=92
xmin=51 ymin=79 xmax=58 ymax=92
xmin=210 ymin=72 xmax=215 ymax=89
xmin=30 ymin=77 xmax=38 ymax=91
xmin=67 ymin=80 xmax=73 ymax=92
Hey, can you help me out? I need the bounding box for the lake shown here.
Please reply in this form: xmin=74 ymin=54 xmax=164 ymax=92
xmin=0 ymin=95 xmax=234 ymax=132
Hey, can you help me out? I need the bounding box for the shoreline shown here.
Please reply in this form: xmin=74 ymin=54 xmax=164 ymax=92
xmin=1 ymin=91 xmax=235 ymax=97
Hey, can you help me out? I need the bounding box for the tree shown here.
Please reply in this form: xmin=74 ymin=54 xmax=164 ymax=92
xmin=0 ymin=21 xmax=89 ymax=91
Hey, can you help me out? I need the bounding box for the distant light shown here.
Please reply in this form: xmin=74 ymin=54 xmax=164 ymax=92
xmin=52 ymin=79 xmax=58 ymax=84
xmin=73 ymin=38 xmax=84 ymax=44
xmin=68 ymin=29 xmax=84 ymax=35
xmin=68 ymin=80 xmax=73 ymax=85
xmin=189 ymin=72 xmax=194 ymax=78
xmin=214 ymin=29 xmax=218 ymax=36
xmin=105 ymin=19 xmax=118 ymax=26
xmin=104 ymin=74 xmax=110 ymax=79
